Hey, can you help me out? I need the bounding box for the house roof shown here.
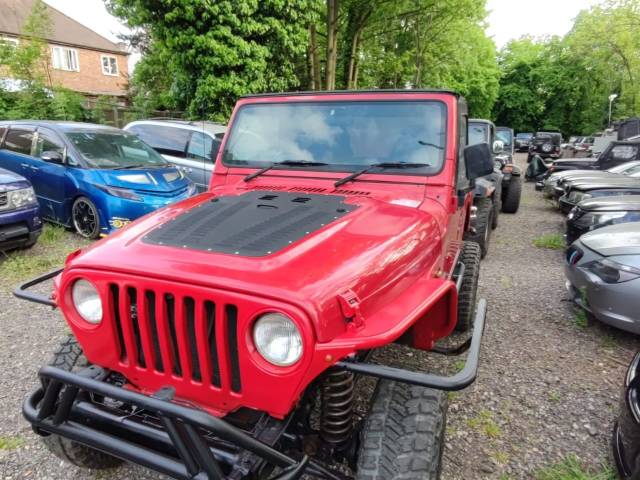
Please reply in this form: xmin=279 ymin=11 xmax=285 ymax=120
xmin=0 ymin=0 xmax=127 ymax=55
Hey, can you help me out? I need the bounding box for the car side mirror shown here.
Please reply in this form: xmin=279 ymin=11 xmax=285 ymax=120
xmin=464 ymin=143 xmax=494 ymax=181
xmin=492 ymin=140 xmax=504 ymax=154
xmin=41 ymin=150 xmax=64 ymax=164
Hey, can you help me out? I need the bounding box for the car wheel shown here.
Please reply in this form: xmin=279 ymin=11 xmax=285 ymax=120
xmin=356 ymin=380 xmax=447 ymax=480
xmin=41 ymin=336 xmax=123 ymax=469
xmin=72 ymin=196 xmax=100 ymax=239
xmin=455 ymin=241 xmax=481 ymax=332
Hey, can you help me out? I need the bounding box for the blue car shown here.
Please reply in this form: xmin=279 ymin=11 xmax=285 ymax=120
xmin=0 ymin=121 xmax=196 ymax=238
xmin=0 ymin=167 xmax=42 ymax=250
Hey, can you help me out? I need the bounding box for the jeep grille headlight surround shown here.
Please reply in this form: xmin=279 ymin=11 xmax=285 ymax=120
xmin=72 ymin=279 xmax=103 ymax=324
xmin=253 ymin=313 xmax=303 ymax=366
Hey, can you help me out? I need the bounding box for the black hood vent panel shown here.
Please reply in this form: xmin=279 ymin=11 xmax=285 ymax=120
xmin=143 ymin=191 xmax=357 ymax=257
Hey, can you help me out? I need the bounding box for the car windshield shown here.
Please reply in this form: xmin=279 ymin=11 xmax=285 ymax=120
xmin=222 ymin=101 xmax=447 ymax=174
xmin=496 ymin=130 xmax=512 ymax=146
xmin=468 ymin=124 xmax=489 ymax=146
xmin=66 ymin=131 xmax=170 ymax=169
xmin=516 ymin=133 xmax=532 ymax=139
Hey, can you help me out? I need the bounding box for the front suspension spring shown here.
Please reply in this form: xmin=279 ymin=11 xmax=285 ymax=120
xmin=320 ymin=369 xmax=355 ymax=447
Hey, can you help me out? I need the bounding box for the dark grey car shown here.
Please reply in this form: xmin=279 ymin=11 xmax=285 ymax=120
xmin=565 ymin=195 xmax=640 ymax=244
xmin=565 ymin=222 xmax=640 ymax=334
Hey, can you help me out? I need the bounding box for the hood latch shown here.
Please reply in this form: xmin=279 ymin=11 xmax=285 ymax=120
xmin=337 ymin=289 xmax=364 ymax=330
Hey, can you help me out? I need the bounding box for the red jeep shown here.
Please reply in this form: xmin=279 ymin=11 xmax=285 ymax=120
xmin=17 ymin=90 xmax=493 ymax=480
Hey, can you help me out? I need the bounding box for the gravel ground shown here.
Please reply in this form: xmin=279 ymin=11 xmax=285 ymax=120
xmin=0 ymin=152 xmax=637 ymax=479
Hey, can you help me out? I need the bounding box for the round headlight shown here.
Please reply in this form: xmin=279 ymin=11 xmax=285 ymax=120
xmin=253 ymin=313 xmax=303 ymax=366
xmin=72 ymin=279 xmax=103 ymax=324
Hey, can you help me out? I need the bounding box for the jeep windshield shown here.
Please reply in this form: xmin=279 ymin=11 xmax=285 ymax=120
xmin=222 ymin=101 xmax=446 ymax=174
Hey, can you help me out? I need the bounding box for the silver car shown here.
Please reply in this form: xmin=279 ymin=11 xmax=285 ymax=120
xmin=542 ymin=160 xmax=640 ymax=198
xmin=124 ymin=120 xmax=227 ymax=192
xmin=565 ymin=222 xmax=640 ymax=333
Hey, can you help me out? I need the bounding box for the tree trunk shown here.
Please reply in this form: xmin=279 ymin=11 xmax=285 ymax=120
xmin=325 ymin=0 xmax=339 ymax=90
xmin=309 ymin=24 xmax=321 ymax=90
xmin=346 ymin=29 xmax=361 ymax=89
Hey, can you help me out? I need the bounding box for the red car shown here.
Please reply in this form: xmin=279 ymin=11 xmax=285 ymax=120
xmin=17 ymin=90 xmax=492 ymax=480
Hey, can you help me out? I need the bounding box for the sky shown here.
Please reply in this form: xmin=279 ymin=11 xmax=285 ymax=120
xmin=42 ymin=0 xmax=604 ymax=72
xmin=486 ymin=0 xmax=601 ymax=48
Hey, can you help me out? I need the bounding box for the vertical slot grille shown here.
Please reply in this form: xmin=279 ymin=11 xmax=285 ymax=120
xmin=164 ymin=294 xmax=182 ymax=377
xmin=226 ymin=305 xmax=242 ymax=393
xmin=205 ymin=301 xmax=221 ymax=387
xmin=128 ymin=288 xmax=146 ymax=368
xmin=184 ymin=297 xmax=201 ymax=382
xmin=145 ymin=290 xmax=164 ymax=372
xmin=107 ymin=283 xmax=241 ymax=392
xmin=109 ymin=284 xmax=126 ymax=361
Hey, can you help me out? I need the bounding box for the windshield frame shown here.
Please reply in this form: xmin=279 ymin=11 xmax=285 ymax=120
xmin=64 ymin=129 xmax=171 ymax=170
xmin=220 ymin=99 xmax=449 ymax=177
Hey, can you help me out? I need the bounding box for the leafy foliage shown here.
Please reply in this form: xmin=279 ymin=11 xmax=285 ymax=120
xmin=110 ymin=0 xmax=500 ymax=118
xmin=0 ymin=0 xmax=87 ymax=122
xmin=494 ymin=0 xmax=640 ymax=136
xmin=107 ymin=0 xmax=314 ymax=120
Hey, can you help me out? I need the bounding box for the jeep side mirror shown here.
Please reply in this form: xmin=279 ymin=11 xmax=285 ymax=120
xmin=492 ymin=140 xmax=504 ymax=154
xmin=41 ymin=150 xmax=64 ymax=164
xmin=464 ymin=143 xmax=494 ymax=181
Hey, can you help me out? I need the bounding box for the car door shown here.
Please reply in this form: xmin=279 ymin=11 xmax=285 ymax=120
xmin=185 ymin=131 xmax=218 ymax=191
xmin=30 ymin=128 xmax=71 ymax=223
xmin=0 ymin=126 xmax=37 ymax=179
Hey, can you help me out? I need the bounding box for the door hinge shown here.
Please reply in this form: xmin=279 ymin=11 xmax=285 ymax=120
xmin=337 ymin=289 xmax=364 ymax=330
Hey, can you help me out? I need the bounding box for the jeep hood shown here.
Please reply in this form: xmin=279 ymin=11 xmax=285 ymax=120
xmin=66 ymin=190 xmax=443 ymax=341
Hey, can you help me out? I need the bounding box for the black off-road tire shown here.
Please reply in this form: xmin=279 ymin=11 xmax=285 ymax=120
xmin=455 ymin=241 xmax=481 ymax=332
xmin=463 ymin=198 xmax=492 ymax=259
xmin=41 ymin=336 xmax=122 ymax=470
xmin=501 ymin=176 xmax=522 ymax=213
xmin=356 ymin=380 xmax=447 ymax=480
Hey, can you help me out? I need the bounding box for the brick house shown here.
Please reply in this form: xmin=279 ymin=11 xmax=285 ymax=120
xmin=0 ymin=0 xmax=129 ymax=100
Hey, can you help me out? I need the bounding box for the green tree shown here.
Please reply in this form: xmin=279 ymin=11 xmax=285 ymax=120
xmin=108 ymin=0 xmax=315 ymax=119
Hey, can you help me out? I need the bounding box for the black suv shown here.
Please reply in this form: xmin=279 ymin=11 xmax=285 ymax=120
xmin=528 ymin=131 xmax=562 ymax=162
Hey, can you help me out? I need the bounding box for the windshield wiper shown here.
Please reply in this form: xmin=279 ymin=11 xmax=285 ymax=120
xmin=334 ymin=162 xmax=431 ymax=188
xmin=243 ymin=160 xmax=328 ymax=182
xmin=110 ymin=164 xmax=147 ymax=170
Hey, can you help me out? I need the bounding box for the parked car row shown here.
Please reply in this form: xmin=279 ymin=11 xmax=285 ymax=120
xmin=529 ymin=135 xmax=640 ymax=479
xmin=530 ymin=138 xmax=640 ymax=337
xmin=0 ymin=119 xmax=228 ymax=249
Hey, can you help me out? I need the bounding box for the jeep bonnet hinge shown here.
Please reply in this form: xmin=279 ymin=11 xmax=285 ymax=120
xmin=337 ymin=289 xmax=364 ymax=330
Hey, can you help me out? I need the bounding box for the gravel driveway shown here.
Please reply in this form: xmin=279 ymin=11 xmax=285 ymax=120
xmin=0 ymin=153 xmax=637 ymax=479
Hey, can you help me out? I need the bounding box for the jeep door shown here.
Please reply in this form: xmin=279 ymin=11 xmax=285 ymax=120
xmin=30 ymin=128 xmax=71 ymax=223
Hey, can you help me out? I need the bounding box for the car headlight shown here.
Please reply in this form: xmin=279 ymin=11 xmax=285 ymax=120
xmin=72 ymin=279 xmax=103 ymax=324
xmin=253 ymin=313 xmax=303 ymax=366
xmin=7 ymin=187 xmax=37 ymax=209
xmin=96 ymin=184 xmax=142 ymax=201
xmin=585 ymin=259 xmax=640 ymax=284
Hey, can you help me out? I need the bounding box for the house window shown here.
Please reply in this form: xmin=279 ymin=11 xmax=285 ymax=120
xmin=101 ymin=55 xmax=118 ymax=76
xmin=51 ymin=47 xmax=79 ymax=71
xmin=0 ymin=36 xmax=18 ymax=49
